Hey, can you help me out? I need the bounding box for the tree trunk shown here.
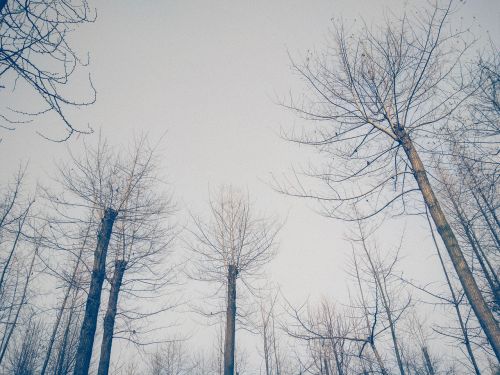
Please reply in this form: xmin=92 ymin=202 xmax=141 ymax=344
xmin=0 ymin=245 xmax=37 ymax=365
xmin=400 ymin=133 xmax=500 ymax=361
xmin=426 ymin=211 xmax=482 ymax=375
xmin=223 ymin=265 xmax=237 ymax=375
xmin=323 ymin=356 xmax=331 ymax=375
xmin=73 ymin=208 xmax=117 ymax=375
xmin=422 ymin=346 xmax=435 ymax=375
xmin=471 ymin=190 xmax=500 ymax=249
xmin=377 ymin=275 xmax=405 ymax=375
xmin=97 ymin=259 xmax=127 ymax=375
xmin=370 ymin=342 xmax=388 ymax=375
xmin=0 ymin=212 xmax=27 ymax=290
xmin=262 ymin=323 xmax=270 ymax=375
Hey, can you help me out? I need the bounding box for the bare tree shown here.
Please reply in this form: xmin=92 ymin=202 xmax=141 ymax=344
xmin=39 ymin=220 xmax=91 ymax=375
xmin=146 ymin=340 xmax=201 ymax=375
xmin=349 ymin=221 xmax=411 ymax=375
xmin=255 ymin=289 xmax=296 ymax=375
xmin=45 ymin=135 xmax=171 ymax=375
xmin=0 ymin=241 xmax=39 ymax=368
xmin=278 ymin=0 xmax=500 ymax=358
xmin=0 ymin=0 xmax=96 ymax=139
xmin=96 ymin=163 xmax=177 ymax=375
xmin=187 ymin=186 xmax=279 ymax=375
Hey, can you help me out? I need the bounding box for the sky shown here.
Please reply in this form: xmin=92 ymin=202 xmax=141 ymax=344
xmin=1 ymin=0 xmax=499 ymax=370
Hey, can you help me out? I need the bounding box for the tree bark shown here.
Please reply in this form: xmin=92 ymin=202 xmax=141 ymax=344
xmin=97 ymin=259 xmax=127 ymax=375
xmin=223 ymin=265 xmax=237 ymax=375
xmin=73 ymin=208 xmax=117 ymax=375
xmin=400 ymin=133 xmax=500 ymax=361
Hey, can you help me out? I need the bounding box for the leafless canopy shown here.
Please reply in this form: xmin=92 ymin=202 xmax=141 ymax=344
xmin=0 ymin=0 xmax=96 ymax=139
xmin=278 ymin=1 xmax=475 ymax=221
xmin=188 ymin=186 xmax=279 ymax=287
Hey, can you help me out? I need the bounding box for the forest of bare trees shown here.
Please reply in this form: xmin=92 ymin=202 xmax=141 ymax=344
xmin=0 ymin=0 xmax=498 ymax=374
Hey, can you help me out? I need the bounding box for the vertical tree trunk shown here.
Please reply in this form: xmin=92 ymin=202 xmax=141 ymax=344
xmin=323 ymin=356 xmax=331 ymax=375
xmin=0 ymin=244 xmax=37 ymax=365
xmin=426 ymin=211 xmax=482 ymax=375
xmin=422 ymin=347 xmax=435 ymax=375
xmin=55 ymin=295 xmax=77 ymax=375
xmin=0 ymin=211 xmax=27 ymax=290
xmin=271 ymin=318 xmax=281 ymax=375
xmin=73 ymin=208 xmax=117 ymax=375
xmin=97 ymin=259 xmax=127 ymax=375
xmin=376 ymin=275 xmax=405 ymax=375
xmin=262 ymin=323 xmax=270 ymax=375
xmin=360 ymin=237 xmax=405 ymax=375
xmin=400 ymin=133 xmax=500 ymax=361
xmin=223 ymin=265 xmax=237 ymax=375
xmin=0 ymin=271 xmax=19 ymax=352
xmin=331 ymin=342 xmax=343 ymax=375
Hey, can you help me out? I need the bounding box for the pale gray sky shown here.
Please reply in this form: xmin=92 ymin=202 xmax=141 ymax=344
xmin=1 ymin=0 xmax=499 ymax=370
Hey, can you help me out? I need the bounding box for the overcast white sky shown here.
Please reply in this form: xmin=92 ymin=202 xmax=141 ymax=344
xmin=1 ymin=0 xmax=499 ymax=369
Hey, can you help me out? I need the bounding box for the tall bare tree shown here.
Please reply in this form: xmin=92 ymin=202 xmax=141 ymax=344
xmin=278 ymin=0 xmax=500 ymax=358
xmin=187 ymin=186 xmax=279 ymax=375
xmin=96 ymin=154 xmax=177 ymax=375
xmin=46 ymin=135 xmax=170 ymax=375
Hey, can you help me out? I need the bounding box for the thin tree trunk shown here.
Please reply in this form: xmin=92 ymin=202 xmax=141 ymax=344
xmin=53 ymin=290 xmax=81 ymax=375
xmin=97 ymin=259 xmax=127 ymax=375
xmin=461 ymin=217 xmax=500 ymax=306
xmin=400 ymin=133 xmax=500 ymax=360
xmin=471 ymin=190 xmax=500 ymax=249
xmin=0 ymin=245 xmax=37 ymax=365
xmin=73 ymin=208 xmax=117 ymax=375
xmin=462 ymin=160 xmax=500 ymax=231
xmin=370 ymin=342 xmax=388 ymax=375
xmin=323 ymin=356 xmax=331 ymax=375
xmin=422 ymin=346 xmax=435 ymax=375
xmin=0 ymin=268 xmax=19 ymax=359
xmin=0 ymin=270 xmax=19 ymax=352
xmin=468 ymin=227 xmax=499 ymax=289
xmin=353 ymin=253 xmax=389 ymax=375
xmin=331 ymin=344 xmax=343 ymax=375
xmin=271 ymin=318 xmax=280 ymax=375
xmin=55 ymin=295 xmax=77 ymax=375
xmin=223 ymin=265 xmax=237 ymax=375
xmin=359 ymin=236 xmax=405 ymax=375
xmin=0 ymin=211 xmax=27 ymax=291
xmin=378 ymin=277 xmax=405 ymax=375
xmin=262 ymin=322 xmax=270 ymax=375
